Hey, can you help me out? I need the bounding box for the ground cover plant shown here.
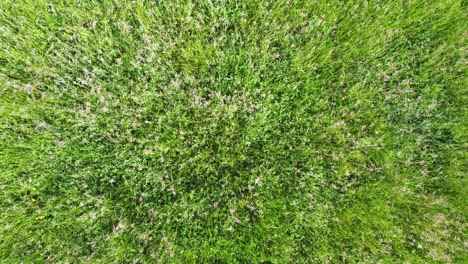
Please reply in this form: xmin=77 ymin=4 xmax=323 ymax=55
xmin=0 ymin=0 xmax=466 ymax=262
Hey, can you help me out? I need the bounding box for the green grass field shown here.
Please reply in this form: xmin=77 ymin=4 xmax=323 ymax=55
xmin=1 ymin=0 xmax=466 ymax=262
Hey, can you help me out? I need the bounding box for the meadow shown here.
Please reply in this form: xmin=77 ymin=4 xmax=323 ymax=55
xmin=0 ymin=0 xmax=466 ymax=262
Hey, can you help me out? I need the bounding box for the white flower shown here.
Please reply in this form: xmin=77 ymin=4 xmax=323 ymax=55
xmin=254 ymin=177 xmax=261 ymax=185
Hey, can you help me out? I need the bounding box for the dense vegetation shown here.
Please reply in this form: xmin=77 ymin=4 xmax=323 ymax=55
xmin=1 ymin=0 xmax=466 ymax=262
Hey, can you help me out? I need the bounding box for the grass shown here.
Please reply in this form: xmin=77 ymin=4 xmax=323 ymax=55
xmin=0 ymin=0 xmax=466 ymax=262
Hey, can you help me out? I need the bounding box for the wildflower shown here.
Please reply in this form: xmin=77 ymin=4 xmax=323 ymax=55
xmin=35 ymin=121 xmax=47 ymax=130
xmin=25 ymin=83 xmax=33 ymax=94
xmin=254 ymin=177 xmax=261 ymax=185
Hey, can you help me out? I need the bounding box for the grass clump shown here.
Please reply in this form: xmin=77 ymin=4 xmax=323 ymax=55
xmin=0 ymin=0 xmax=466 ymax=262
